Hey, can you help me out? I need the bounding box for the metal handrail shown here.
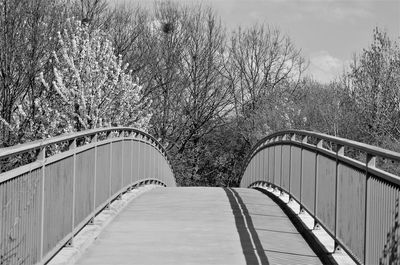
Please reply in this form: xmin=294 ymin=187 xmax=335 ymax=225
xmin=0 ymin=127 xmax=176 ymax=265
xmin=0 ymin=127 xmax=168 ymax=160
xmin=0 ymin=127 xmax=176 ymax=179
xmin=240 ymin=130 xmax=400 ymax=265
xmin=247 ymin=130 xmax=400 ymax=164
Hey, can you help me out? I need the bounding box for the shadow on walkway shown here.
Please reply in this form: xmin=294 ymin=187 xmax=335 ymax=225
xmin=254 ymin=187 xmax=335 ymax=265
xmin=223 ymin=188 xmax=270 ymax=265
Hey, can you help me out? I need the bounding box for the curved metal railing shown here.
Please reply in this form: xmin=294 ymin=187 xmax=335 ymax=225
xmin=0 ymin=127 xmax=176 ymax=265
xmin=240 ymin=130 xmax=400 ymax=265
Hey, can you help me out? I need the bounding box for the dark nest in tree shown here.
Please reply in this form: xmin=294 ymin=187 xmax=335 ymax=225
xmin=161 ymin=22 xmax=174 ymax=34
xmin=81 ymin=17 xmax=91 ymax=25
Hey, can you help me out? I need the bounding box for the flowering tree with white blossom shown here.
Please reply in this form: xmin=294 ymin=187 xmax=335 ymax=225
xmin=40 ymin=19 xmax=151 ymax=133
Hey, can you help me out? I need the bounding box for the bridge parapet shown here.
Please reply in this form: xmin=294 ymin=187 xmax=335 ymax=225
xmin=0 ymin=127 xmax=175 ymax=265
xmin=240 ymin=130 xmax=400 ymax=265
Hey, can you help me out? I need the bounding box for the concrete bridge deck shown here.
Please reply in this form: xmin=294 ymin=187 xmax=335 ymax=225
xmin=74 ymin=187 xmax=323 ymax=265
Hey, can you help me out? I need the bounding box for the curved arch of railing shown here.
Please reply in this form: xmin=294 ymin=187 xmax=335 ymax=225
xmin=0 ymin=127 xmax=176 ymax=265
xmin=240 ymin=130 xmax=400 ymax=265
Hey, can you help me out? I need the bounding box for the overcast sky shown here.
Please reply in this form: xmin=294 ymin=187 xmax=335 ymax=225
xmin=112 ymin=0 xmax=400 ymax=83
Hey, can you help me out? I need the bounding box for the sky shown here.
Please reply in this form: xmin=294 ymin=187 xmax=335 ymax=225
xmin=111 ymin=0 xmax=400 ymax=83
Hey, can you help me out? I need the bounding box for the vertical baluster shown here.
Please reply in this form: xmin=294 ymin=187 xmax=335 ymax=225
xmin=379 ymin=179 xmax=384 ymax=261
xmin=280 ymin=135 xmax=286 ymax=195
xmin=67 ymin=138 xmax=76 ymax=246
xmin=121 ymin=131 xmax=125 ymax=195
xmin=129 ymin=132 xmax=135 ymax=188
xmin=258 ymin=148 xmax=261 ymax=184
xmin=314 ymin=139 xmax=323 ymax=228
xmin=300 ymin=135 xmax=307 ymax=212
xmin=38 ymin=146 xmax=46 ymax=260
xmin=371 ymin=178 xmax=377 ymax=262
xmin=364 ymin=153 xmax=375 ymax=264
xmin=289 ymin=134 xmax=295 ymax=201
xmin=90 ymin=134 xmax=97 ymax=224
xmin=262 ymin=143 xmax=266 ymax=185
xmin=158 ymin=147 xmax=161 ymax=185
xmin=152 ymin=142 xmax=155 ymax=182
xmin=139 ymin=134 xmax=143 ymax=181
xmin=264 ymin=142 xmax=268 ymax=185
xmin=272 ymin=137 xmax=277 ymax=189
xmin=136 ymin=133 xmax=140 ymax=183
xmin=107 ymin=132 xmax=113 ymax=208
xmin=334 ymin=144 xmax=344 ymax=251
xmin=144 ymin=136 xmax=148 ymax=180
xmin=250 ymin=155 xmax=253 ymax=186
xmin=120 ymin=131 xmax=124 ymax=194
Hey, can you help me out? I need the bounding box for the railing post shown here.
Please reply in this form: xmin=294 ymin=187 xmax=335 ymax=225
xmin=143 ymin=135 xmax=146 ymax=181
xmin=119 ymin=130 xmax=124 ymax=197
xmin=334 ymin=144 xmax=344 ymax=251
xmin=138 ymin=134 xmax=142 ymax=181
xmin=299 ymin=135 xmax=307 ymax=213
xmin=129 ymin=132 xmax=135 ymax=189
xmin=90 ymin=134 xmax=97 ymax=224
xmin=289 ymin=134 xmax=296 ymax=201
xmin=272 ymin=137 xmax=276 ymax=189
xmin=152 ymin=140 xmax=155 ymax=180
xmin=138 ymin=133 xmax=142 ymax=182
xmin=158 ymin=145 xmax=161 ymax=183
xmin=280 ymin=135 xmax=286 ymax=195
xmin=314 ymin=139 xmax=323 ymax=229
xmin=154 ymin=143 xmax=157 ymax=182
xmin=107 ymin=132 xmax=113 ymax=208
xmin=364 ymin=153 xmax=375 ymax=264
xmin=67 ymin=138 xmax=77 ymax=247
xmin=262 ymin=142 xmax=266 ymax=187
xmin=38 ymin=146 xmax=46 ymax=260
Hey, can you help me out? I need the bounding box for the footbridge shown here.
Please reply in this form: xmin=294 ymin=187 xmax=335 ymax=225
xmin=1 ymin=128 xmax=399 ymax=265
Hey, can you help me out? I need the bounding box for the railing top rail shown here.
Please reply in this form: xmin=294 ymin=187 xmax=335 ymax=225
xmin=249 ymin=129 xmax=400 ymax=162
xmin=0 ymin=127 xmax=164 ymax=160
xmin=242 ymin=129 xmax=400 ymax=265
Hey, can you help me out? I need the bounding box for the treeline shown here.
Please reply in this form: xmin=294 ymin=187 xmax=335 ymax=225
xmin=1 ymin=0 xmax=399 ymax=186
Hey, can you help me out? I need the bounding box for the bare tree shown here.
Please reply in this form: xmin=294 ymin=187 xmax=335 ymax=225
xmin=105 ymin=4 xmax=150 ymax=73
xmin=224 ymin=25 xmax=306 ymax=144
xmin=78 ymin=0 xmax=108 ymax=26
xmin=142 ymin=1 xmax=188 ymax=147
xmin=175 ymin=6 xmax=232 ymax=153
xmin=0 ymin=0 xmax=70 ymax=146
xmin=348 ymin=28 xmax=400 ymax=147
xmin=143 ymin=3 xmax=232 ymax=152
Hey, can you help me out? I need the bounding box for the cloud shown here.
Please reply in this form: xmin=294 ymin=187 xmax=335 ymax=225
xmin=306 ymin=51 xmax=350 ymax=83
xmin=321 ymin=5 xmax=373 ymax=21
xmin=279 ymin=0 xmax=374 ymax=23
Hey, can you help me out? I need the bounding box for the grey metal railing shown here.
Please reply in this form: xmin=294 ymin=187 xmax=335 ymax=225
xmin=0 ymin=127 xmax=176 ymax=265
xmin=240 ymin=130 xmax=400 ymax=265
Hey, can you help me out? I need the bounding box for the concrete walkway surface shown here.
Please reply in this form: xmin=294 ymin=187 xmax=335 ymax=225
xmin=74 ymin=187 xmax=323 ymax=265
